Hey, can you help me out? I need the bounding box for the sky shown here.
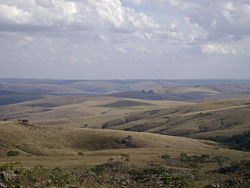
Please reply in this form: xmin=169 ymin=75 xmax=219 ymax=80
xmin=0 ymin=0 xmax=250 ymax=79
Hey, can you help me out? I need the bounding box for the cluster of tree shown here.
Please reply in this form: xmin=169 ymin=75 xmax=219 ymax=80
xmin=213 ymin=131 xmax=250 ymax=151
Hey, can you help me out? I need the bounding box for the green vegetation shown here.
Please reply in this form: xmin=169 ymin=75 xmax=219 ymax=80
xmin=6 ymin=151 xmax=20 ymax=157
xmin=161 ymin=153 xmax=229 ymax=169
xmin=212 ymin=131 xmax=250 ymax=151
xmin=0 ymin=164 xmax=74 ymax=187
xmin=218 ymin=160 xmax=250 ymax=174
xmin=48 ymin=168 xmax=74 ymax=186
xmin=1 ymin=159 xmax=250 ymax=188
xmin=18 ymin=119 xmax=29 ymax=125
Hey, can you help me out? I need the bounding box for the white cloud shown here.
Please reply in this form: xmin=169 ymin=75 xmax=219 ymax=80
xmin=0 ymin=4 xmax=33 ymax=24
xmin=124 ymin=0 xmax=250 ymax=41
xmin=0 ymin=0 xmax=159 ymax=33
xmin=202 ymin=44 xmax=236 ymax=55
xmin=0 ymin=0 xmax=250 ymax=79
xmin=115 ymin=47 xmax=127 ymax=54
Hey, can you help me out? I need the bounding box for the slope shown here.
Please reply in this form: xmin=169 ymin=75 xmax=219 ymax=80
xmin=0 ymin=96 xmax=189 ymax=128
xmin=102 ymin=99 xmax=250 ymax=143
xmin=1 ymin=120 xmax=249 ymax=169
xmin=109 ymin=84 xmax=250 ymax=102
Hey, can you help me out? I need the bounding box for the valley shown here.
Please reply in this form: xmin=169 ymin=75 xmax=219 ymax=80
xmin=0 ymin=79 xmax=250 ymax=187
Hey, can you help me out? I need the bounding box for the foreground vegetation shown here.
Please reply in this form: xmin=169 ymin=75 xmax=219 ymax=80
xmin=0 ymin=120 xmax=249 ymax=187
xmin=211 ymin=131 xmax=250 ymax=151
xmin=1 ymin=156 xmax=250 ymax=188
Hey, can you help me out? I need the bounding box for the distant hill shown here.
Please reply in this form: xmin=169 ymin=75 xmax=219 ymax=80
xmin=0 ymin=96 xmax=187 ymax=126
xmin=102 ymin=99 xmax=250 ymax=150
xmin=1 ymin=79 xmax=250 ymax=105
xmin=0 ymin=90 xmax=46 ymax=105
xmin=109 ymin=84 xmax=250 ymax=102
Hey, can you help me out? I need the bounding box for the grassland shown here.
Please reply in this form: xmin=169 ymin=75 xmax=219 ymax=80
xmin=1 ymin=96 xmax=250 ymax=147
xmin=1 ymin=82 xmax=250 ymax=187
xmin=0 ymin=120 xmax=250 ymax=187
xmin=0 ymin=96 xmax=189 ymax=128
xmin=1 ymin=79 xmax=250 ymax=106
xmin=102 ymin=98 xmax=250 ymax=150
xmin=110 ymin=84 xmax=250 ymax=102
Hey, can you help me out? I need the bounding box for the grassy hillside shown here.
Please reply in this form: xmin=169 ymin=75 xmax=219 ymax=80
xmin=1 ymin=120 xmax=250 ymax=187
xmin=0 ymin=121 xmax=242 ymax=166
xmin=102 ymin=99 xmax=250 ymax=147
xmin=0 ymin=90 xmax=46 ymax=105
xmin=1 ymin=120 xmax=249 ymax=167
xmin=1 ymin=96 xmax=250 ymax=150
xmin=0 ymin=96 xmax=189 ymax=128
xmin=1 ymin=79 xmax=250 ymax=105
xmin=1 ymin=96 xmax=250 ymax=187
xmin=109 ymin=84 xmax=250 ymax=102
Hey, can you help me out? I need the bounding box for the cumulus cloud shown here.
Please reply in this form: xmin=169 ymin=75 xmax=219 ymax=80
xmin=202 ymin=44 xmax=236 ymax=55
xmin=123 ymin=0 xmax=250 ymax=41
xmin=0 ymin=4 xmax=33 ymax=24
xmin=115 ymin=47 xmax=127 ymax=54
xmin=0 ymin=0 xmax=249 ymax=79
xmin=157 ymin=17 xmax=207 ymax=44
xmin=0 ymin=0 xmax=158 ymax=33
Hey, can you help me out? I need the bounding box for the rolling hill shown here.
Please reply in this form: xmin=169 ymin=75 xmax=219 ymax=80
xmin=109 ymin=84 xmax=250 ymax=102
xmin=1 ymin=120 xmax=249 ymax=167
xmin=1 ymin=120 xmax=250 ymax=187
xmin=1 ymin=82 xmax=250 ymax=187
xmin=0 ymin=96 xmax=189 ymax=128
xmin=1 ymin=95 xmax=250 ymax=151
xmin=102 ymin=98 xmax=250 ymax=150
xmin=1 ymin=79 xmax=250 ymax=105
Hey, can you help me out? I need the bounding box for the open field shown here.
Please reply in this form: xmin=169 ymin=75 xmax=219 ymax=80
xmin=0 ymin=80 xmax=250 ymax=187
xmin=1 ymin=79 xmax=250 ymax=105
xmin=1 ymin=121 xmax=236 ymax=166
xmin=0 ymin=120 xmax=250 ymax=187
xmin=110 ymin=84 xmax=250 ymax=102
xmin=102 ymin=98 xmax=250 ymax=141
xmin=0 ymin=96 xmax=189 ymax=128
xmin=1 ymin=96 xmax=250 ymax=150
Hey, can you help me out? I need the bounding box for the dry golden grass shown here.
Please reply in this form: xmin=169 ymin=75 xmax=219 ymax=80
xmin=1 ymin=97 xmax=250 ymax=173
xmin=0 ymin=121 xmax=250 ymax=170
xmin=152 ymin=86 xmax=221 ymax=95
xmin=0 ymin=96 xmax=190 ymax=128
xmin=102 ymin=98 xmax=250 ymax=139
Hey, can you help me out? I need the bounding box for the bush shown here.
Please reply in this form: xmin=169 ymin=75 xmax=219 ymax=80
xmin=49 ymin=168 xmax=74 ymax=186
xmin=214 ymin=156 xmax=228 ymax=167
xmin=160 ymin=175 xmax=190 ymax=187
xmin=18 ymin=119 xmax=29 ymax=125
xmin=218 ymin=160 xmax=250 ymax=174
xmin=78 ymin=152 xmax=84 ymax=156
xmin=162 ymin=154 xmax=170 ymax=160
xmin=7 ymin=150 xmax=20 ymax=157
xmin=0 ymin=162 xmax=19 ymax=171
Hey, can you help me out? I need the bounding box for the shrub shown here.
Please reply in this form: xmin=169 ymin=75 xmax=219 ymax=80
xmin=18 ymin=119 xmax=29 ymax=125
xmin=7 ymin=150 xmax=20 ymax=157
xmin=161 ymin=154 xmax=170 ymax=160
xmin=0 ymin=162 xmax=19 ymax=171
xmin=160 ymin=175 xmax=190 ymax=187
xmin=49 ymin=170 xmax=73 ymax=186
xmin=78 ymin=152 xmax=84 ymax=156
xmin=218 ymin=160 xmax=250 ymax=174
xmin=214 ymin=156 xmax=228 ymax=167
